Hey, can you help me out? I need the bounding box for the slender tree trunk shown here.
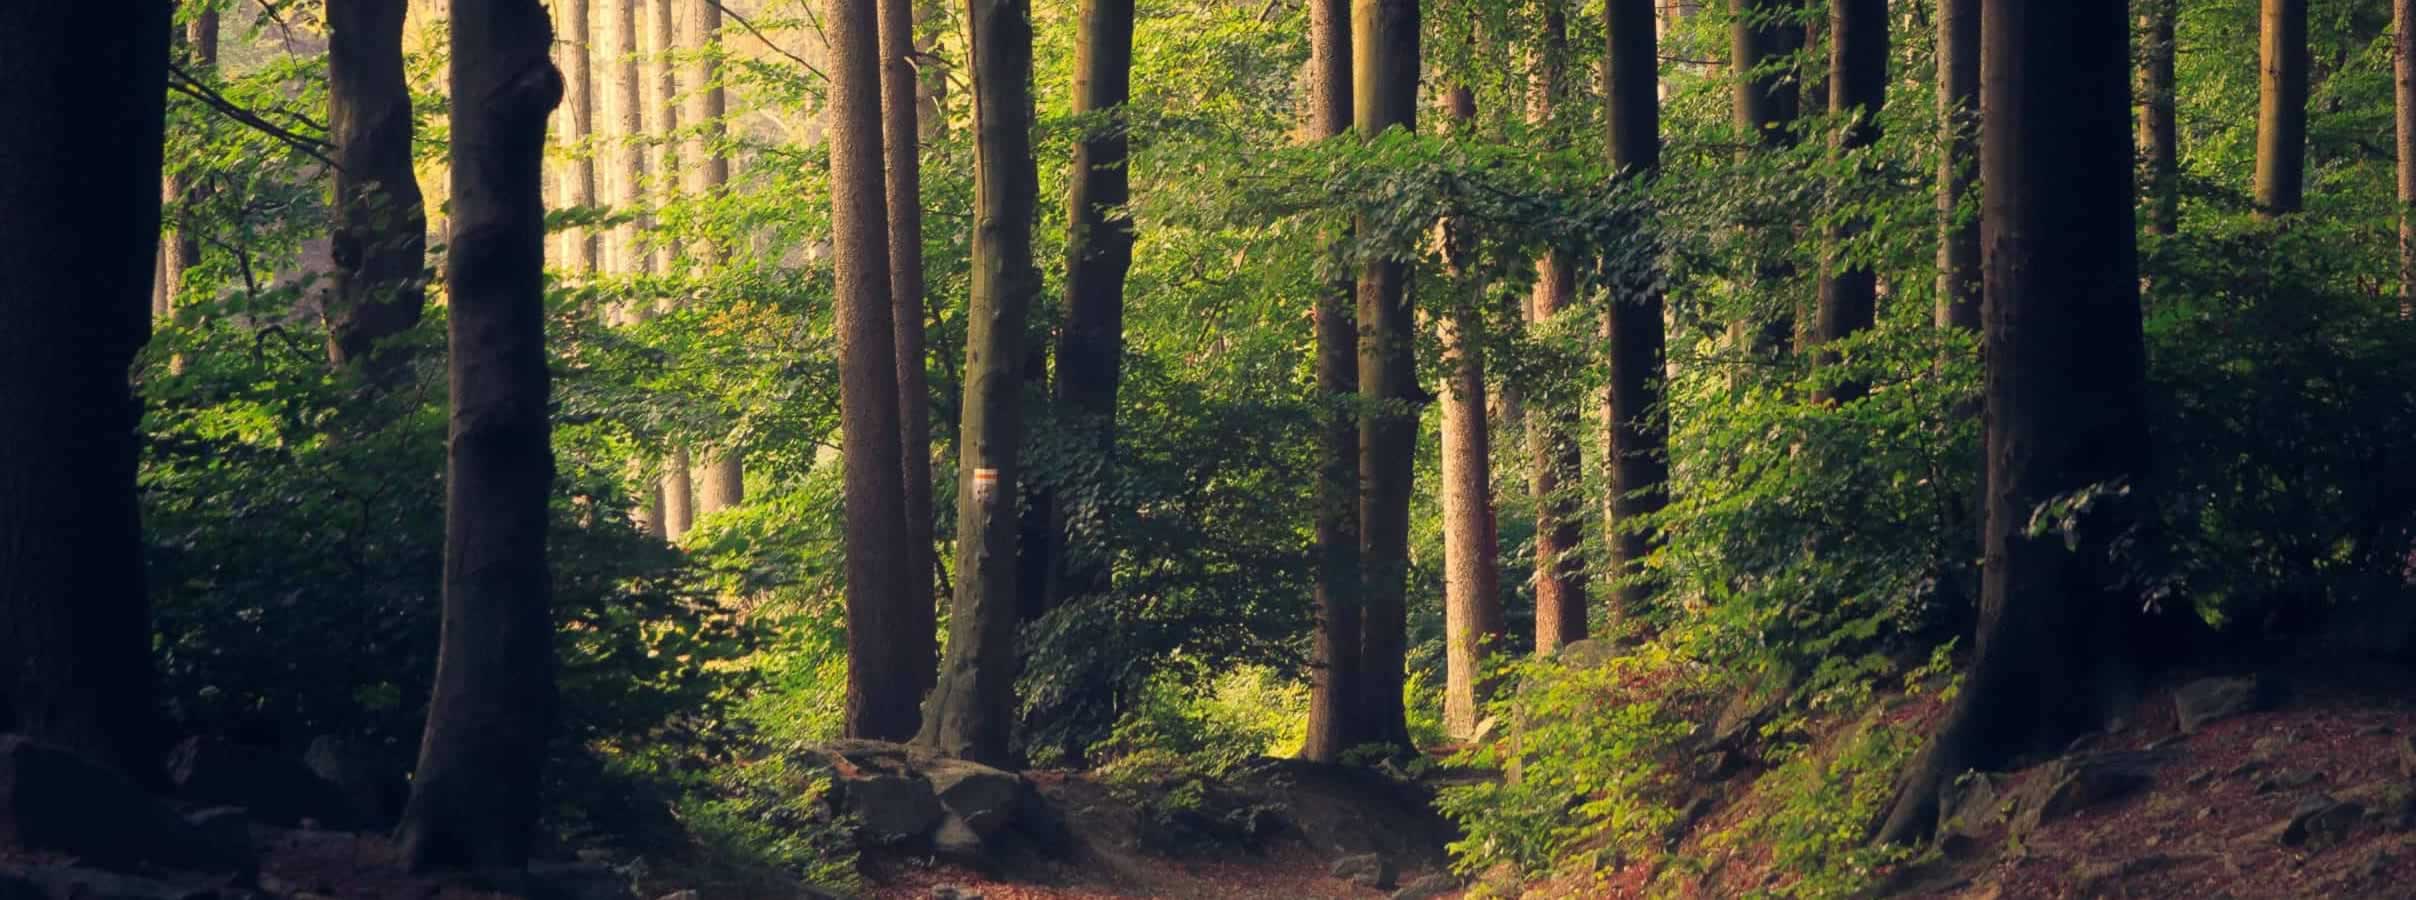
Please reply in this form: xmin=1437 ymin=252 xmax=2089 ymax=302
xmin=1053 ymin=0 xmax=1137 ymax=605
xmin=2400 ymin=0 xmax=2415 ymax=315
xmin=880 ymin=0 xmax=937 ymax=625
xmin=0 ymin=0 xmax=172 ymax=780
xmin=1727 ymin=0 xmax=1802 ymax=374
xmin=605 ymin=0 xmax=644 ymax=276
xmin=327 ymin=0 xmax=431 ymax=380
xmin=2256 ymin=0 xmax=2309 ymax=217
xmin=684 ymin=0 xmax=745 ymax=512
xmin=1299 ymin=0 xmax=1363 ymax=762
xmin=398 ymin=0 xmax=561 ymax=869
xmin=829 ymin=0 xmax=922 ymax=743
xmin=917 ymin=0 xmax=1042 ymax=766
xmin=1351 ymin=0 xmax=1421 ymax=753
xmin=2138 ymin=0 xmax=2178 ymax=237
xmin=643 ymin=0 xmax=694 ymax=536
xmin=158 ymin=10 xmax=216 ymax=319
xmin=1438 ymin=87 xmax=1505 ymax=739
xmin=1876 ymin=0 xmax=2157 ymax=845
xmin=1602 ymin=0 xmax=1667 ymax=627
xmin=561 ymin=0 xmax=600 ymax=275
xmin=1935 ymin=0 xmax=1980 ymax=331
xmin=1811 ymin=0 xmax=1885 ymax=404
xmin=1527 ymin=0 xmax=1587 ymax=655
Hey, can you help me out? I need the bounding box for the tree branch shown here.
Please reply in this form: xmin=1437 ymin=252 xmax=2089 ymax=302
xmin=168 ymin=63 xmax=340 ymax=170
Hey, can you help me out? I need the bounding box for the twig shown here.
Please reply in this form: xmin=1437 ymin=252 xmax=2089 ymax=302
xmin=709 ymin=0 xmax=828 ymax=82
xmin=168 ymin=63 xmax=340 ymax=169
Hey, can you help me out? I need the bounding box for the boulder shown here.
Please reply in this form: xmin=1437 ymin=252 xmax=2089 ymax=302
xmin=0 ymin=735 xmax=249 ymax=872
xmin=2008 ymin=752 xmax=2159 ymax=839
xmin=1330 ymin=853 xmax=1398 ymax=891
xmin=167 ymin=737 xmax=352 ymax=829
xmin=0 ymin=865 xmax=219 ymax=900
xmin=929 ymin=886 xmax=983 ymax=900
xmin=1391 ymin=873 xmax=1459 ymax=900
xmin=2278 ymin=793 xmax=2363 ymax=849
xmin=2173 ymin=676 xmax=2269 ymax=735
xmin=302 ymin=736 xmax=403 ymax=827
xmin=922 ymin=759 xmax=1022 ymax=837
xmin=1937 ymin=771 xmax=2007 ymax=844
xmin=182 ymin=806 xmax=254 ymax=862
xmin=1556 ymin=639 xmax=1617 ymax=670
xmin=834 ymin=773 xmax=941 ymax=844
xmin=931 ymin=814 xmax=986 ymax=864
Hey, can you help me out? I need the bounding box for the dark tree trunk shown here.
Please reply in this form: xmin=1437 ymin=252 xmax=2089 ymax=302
xmin=1936 ymin=0 xmax=1980 ymax=331
xmin=1727 ymin=0 xmax=1802 ymax=371
xmin=1438 ymin=86 xmax=1505 ymax=740
xmin=1351 ymin=0 xmax=1421 ymax=754
xmin=873 ymin=0 xmax=937 ymax=699
xmin=326 ymin=0 xmax=431 ymax=380
xmin=0 ymin=0 xmax=173 ymax=781
xmin=917 ymin=0 xmax=1041 ymax=766
xmin=1299 ymin=0 xmax=1363 ymax=762
xmin=2400 ymin=0 xmax=2415 ymax=314
xmin=1527 ymin=0 xmax=1587 ymax=654
xmin=2138 ymin=0 xmax=2178 ymax=237
xmin=1876 ymin=0 xmax=2157 ymax=846
xmin=830 ymin=0 xmax=923 ymax=743
xmin=1602 ymin=0 xmax=1667 ymax=626
xmin=1052 ymin=0 xmax=1137 ymax=605
xmin=2256 ymin=0 xmax=2309 ymax=218
xmin=397 ymin=0 xmax=562 ymax=870
xmin=1812 ymin=0 xmax=1886 ymax=404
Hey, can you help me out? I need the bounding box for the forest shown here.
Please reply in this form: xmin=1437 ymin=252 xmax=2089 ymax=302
xmin=6 ymin=0 xmax=2416 ymax=897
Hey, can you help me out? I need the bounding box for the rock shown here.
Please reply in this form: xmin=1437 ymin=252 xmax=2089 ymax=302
xmin=0 ymin=865 xmax=219 ymax=900
xmin=931 ymin=814 xmax=985 ymax=863
xmin=2279 ymin=794 xmax=2364 ymax=849
xmin=835 ymin=773 xmax=941 ymax=844
xmin=1709 ymin=673 xmax=1791 ymax=749
xmin=0 ymin=735 xmax=249 ymax=872
xmin=1664 ymin=795 xmax=1716 ymax=849
xmin=2174 ymin=676 xmax=2263 ymax=734
xmin=2254 ymin=769 xmax=2324 ymax=794
xmin=1938 ymin=771 xmax=2007 ymax=842
xmin=1391 ymin=873 xmax=1459 ymax=900
xmin=183 ymin=806 xmax=254 ymax=861
xmin=302 ymin=736 xmax=403 ymax=827
xmin=921 ymin=759 xmax=1022 ymax=837
xmin=656 ymin=892 xmax=701 ymax=900
xmin=2250 ymin=735 xmax=2289 ymax=762
xmin=929 ymin=886 xmax=982 ymax=900
xmin=166 ymin=737 xmax=353 ymax=829
xmin=2008 ymin=752 xmax=2159 ymax=839
xmin=1556 ymin=639 xmax=1617 ymax=670
xmin=1331 ymin=853 xmax=1398 ymax=890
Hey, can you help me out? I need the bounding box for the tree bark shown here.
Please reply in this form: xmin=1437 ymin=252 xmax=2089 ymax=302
xmin=1527 ymin=0 xmax=1587 ymax=655
xmin=684 ymin=0 xmax=745 ymax=512
xmin=645 ymin=0 xmax=679 ymax=277
xmin=1935 ymin=0 xmax=1980 ymax=332
xmin=2400 ymin=0 xmax=2415 ymax=315
xmin=1299 ymin=0 xmax=1363 ymax=762
xmin=1602 ymin=0 xmax=1668 ymax=627
xmin=1351 ymin=0 xmax=1421 ymax=754
xmin=0 ymin=0 xmax=172 ymax=780
xmin=1727 ymin=0 xmax=1802 ymax=374
xmin=397 ymin=0 xmax=562 ymax=869
xmin=1811 ymin=0 xmax=1885 ymax=404
xmin=917 ymin=0 xmax=1042 ymax=766
xmin=1052 ymin=0 xmax=1137 ymax=606
xmin=880 ymin=0 xmax=937 ymax=623
xmin=560 ymin=0 xmax=601 ymax=274
xmin=1438 ymin=86 xmax=1505 ymax=738
xmin=159 ymin=10 xmax=215 ymax=320
xmin=605 ymin=0 xmax=644 ymax=275
xmin=2256 ymin=0 xmax=2309 ymax=218
xmin=326 ymin=0 xmax=431 ymax=380
xmin=1876 ymin=0 xmax=2156 ymax=846
xmin=2138 ymin=0 xmax=2178 ymax=237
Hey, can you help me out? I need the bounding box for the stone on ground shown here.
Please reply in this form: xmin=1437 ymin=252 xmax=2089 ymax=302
xmin=922 ymin=758 xmax=1022 ymax=837
xmin=2173 ymin=676 xmax=2264 ymax=735
xmin=834 ymin=772 xmax=942 ymax=844
xmin=1391 ymin=872 xmax=1459 ymax=900
xmin=1329 ymin=853 xmax=1398 ymax=890
xmin=0 ymin=735 xmax=249 ymax=872
xmin=302 ymin=735 xmax=402 ymax=827
xmin=166 ymin=736 xmax=353 ymax=829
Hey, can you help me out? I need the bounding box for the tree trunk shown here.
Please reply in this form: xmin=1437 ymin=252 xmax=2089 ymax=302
xmin=880 ymin=0 xmax=937 ymax=623
xmin=326 ymin=0 xmax=431 ymax=380
xmin=645 ymin=0 xmax=679 ymax=277
xmin=560 ymin=0 xmax=600 ymax=274
xmin=2138 ymin=0 xmax=2178 ymax=237
xmin=917 ymin=0 xmax=1042 ymax=766
xmin=684 ymin=0 xmax=745 ymax=512
xmin=1351 ymin=0 xmax=1421 ymax=754
xmin=1811 ymin=0 xmax=1885 ymax=404
xmin=2400 ymin=0 xmax=2415 ymax=315
xmin=2256 ymin=0 xmax=2309 ymax=218
xmin=1438 ymin=86 xmax=1506 ymax=738
xmin=397 ymin=0 xmax=561 ymax=869
xmin=1527 ymin=0 xmax=1587 ymax=655
xmin=0 ymin=0 xmax=172 ymax=780
xmin=1602 ymin=0 xmax=1667 ymax=627
xmin=1935 ymin=0 xmax=1980 ymax=331
xmin=605 ymin=0 xmax=644 ymax=275
xmin=1052 ymin=0 xmax=1137 ymax=605
xmin=1876 ymin=0 xmax=2157 ymax=846
xmin=1727 ymin=0 xmax=1802 ymax=374
xmin=828 ymin=0 xmax=922 ymax=743
xmin=159 ymin=10 xmax=216 ymax=320
xmin=1299 ymin=0 xmax=1362 ymax=763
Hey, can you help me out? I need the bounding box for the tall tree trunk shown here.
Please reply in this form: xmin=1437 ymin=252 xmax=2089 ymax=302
xmin=158 ymin=10 xmax=217 ymax=319
xmin=605 ymin=0 xmax=644 ymax=276
xmin=1727 ymin=0 xmax=1802 ymax=374
xmin=644 ymin=0 xmax=694 ymax=536
xmin=1438 ymin=86 xmax=1505 ymax=739
xmin=880 ymin=0 xmax=937 ymax=624
xmin=397 ymin=0 xmax=561 ymax=869
xmin=2256 ymin=0 xmax=2309 ymax=217
xmin=1299 ymin=0 xmax=1363 ymax=762
xmin=1876 ymin=0 xmax=2156 ymax=846
xmin=1527 ymin=0 xmax=1587 ymax=655
xmin=326 ymin=0 xmax=431 ymax=380
xmin=560 ymin=0 xmax=600 ymax=274
xmin=684 ymin=0 xmax=745 ymax=512
xmin=1811 ymin=0 xmax=1885 ymax=404
xmin=2400 ymin=0 xmax=2415 ymax=315
xmin=1602 ymin=0 xmax=1667 ymax=627
xmin=2138 ymin=0 xmax=2178 ymax=236
xmin=917 ymin=0 xmax=1042 ymax=766
xmin=829 ymin=0 xmax=922 ymax=743
xmin=1351 ymin=0 xmax=1421 ymax=754
xmin=1935 ymin=0 xmax=1980 ymax=331
xmin=0 ymin=0 xmax=172 ymax=780
xmin=1053 ymin=0 xmax=1137 ymax=605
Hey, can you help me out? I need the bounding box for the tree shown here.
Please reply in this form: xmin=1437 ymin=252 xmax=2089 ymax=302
xmin=2139 ymin=0 xmax=2179 ymax=237
xmin=1528 ymin=0 xmax=1587 ymax=654
xmin=880 ymin=0 xmax=939 ymax=623
xmin=645 ymin=0 xmax=695 ymax=537
xmin=0 ymin=0 xmax=173 ymax=780
xmin=2396 ymin=0 xmax=2413 ymax=313
xmin=829 ymin=0 xmax=923 ymax=743
xmin=685 ymin=0 xmax=745 ymax=512
xmin=559 ymin=0 xmax=601 ymax=274
xmin=397 ymin=0 xmax=562 ymax=869
xmin=2256 ymin=0 xmax=2309 ymax=217
xmin=326 ymin=0 xmax=431 ymax=379
xmin=919 ymin=0 xmax=1043 ymax=766
xmin=1877 ymin=0 xmax=2158 ymax=845
xmin=605 ymin=0 xmax=644 ymax=276
xmin=1052 ymin=0 xmax=1138 ymax=606
xmin=1811 ymin=0 xmax=1886 ymax=402
xmin=1299 ymin=0 xmax=1364 ymax=762
xmin=1439 ymin=84 xmax=1506 ymax=739
xmin=1727 ymin=0 xmax=1803 ymax=366
xmin=1935 ymin=0 xmax=1980 ymax=331
xmin=159 ymin=7 xmax=218 ymax=319
xmin=1602 ymin=0 xmax=1667 ymax=624
xmin=1352 ymin=0 xmax=1422 ymax=753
